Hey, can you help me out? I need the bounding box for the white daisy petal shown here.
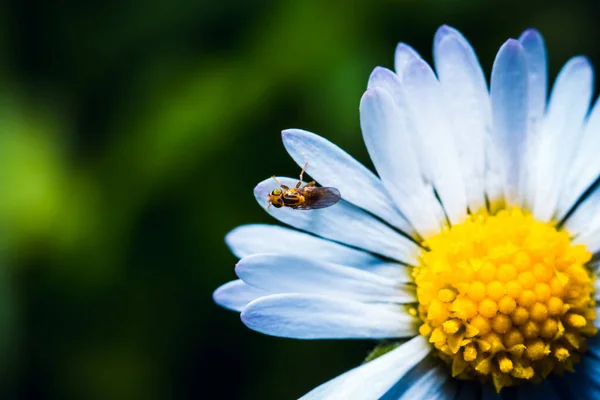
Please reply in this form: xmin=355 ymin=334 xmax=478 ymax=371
xmin=367 ymin=67 xmax=434 ymax=189
xmin=534 ymin=56 xmax=594 ymax=221
xmin=519 ymin=28 xmax=548 ymax=208
xmin=212 ymin=279 xmax=269 ymax=312
xmin=359 ymin=86 xmax=445 ymax=237
xmin=226 ymin=224 xmax=411 ymax=282
xmin=519 ymin=28 xmax=548 ymax=134
xmin=558 ymin=97 xmax=600 ymax=220
xmin=394 ymin=43 xmax=421 ymax=77
xmin=395 ymin=366 xmax=453 ymax=400
xmin=402 ymin=57 xmax=469 ymax=224
xmin=254 ymin=177 xmax=419 ymax=264
xmin=300 ymin=335 xmax=430 ymax=399
xmin=379 ymin=358 xmax=457 ymax=400
xmin=490 ymin=39 xmax=529 ymax=207
xmin=564 ymin=186 xmax=600 ymax=244
xmin=236 ymin=254 xmax=415 ymax=303
xmin=367 ymin=67 xmax=431 ymax=184
xmin=241 ymin=293 xmax=417 ymax=339
xmin=281 ymin=128 xmax=413 ymax=234
xmin=433 ymin=25 xmax=489 ymax=213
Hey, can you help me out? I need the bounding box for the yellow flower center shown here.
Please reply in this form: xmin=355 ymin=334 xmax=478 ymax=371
xmin=413 ymin=207 xmax=597 ymax=392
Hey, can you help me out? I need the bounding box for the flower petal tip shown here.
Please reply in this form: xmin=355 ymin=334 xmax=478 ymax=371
xmin=281 ymin=128 xmax=310 ymax=141
xmin=500 ymin=38 xmax=524 ymax=51
xmin=367 ymin=67 xmax=398 ymax=90
xmin=434 ymin=24 xmax=460 ymax=43
xmin=569 ymin=55 xmax=592 ymax=69
xmin=519 ymin=28 xmax=542 ymax=42
xmin=368 ymin=66 xmax=388 ymax=81
xmin=239 ymin=299 xmax=263 ymax=330
xmin=359 ymin=86 xmax=391 ymax=109
xmin=281 ymin=128 xmax=303 ymax=139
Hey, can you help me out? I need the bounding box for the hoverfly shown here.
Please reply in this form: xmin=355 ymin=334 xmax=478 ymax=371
xmin=267 ymin=163 xmax=341 ymax=210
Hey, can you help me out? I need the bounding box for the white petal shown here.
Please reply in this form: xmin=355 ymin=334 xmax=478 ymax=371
xmin=394 ymin=43 xmax=421 ymax=78
xmin=300 ymin=335 xmax=430 ymax=399
xmin=236 ymin=253 xmax=415 ymax=303
xmin=402 ymin=57 xmax=469 ymax=224
xmin=359 ymin=86 xmax=446 ymax=237
xmin=213 ymin=279 xmax=269 ymax=312
xmin=395 ymin=365 xmax=453 ymax=400
xmin=564 ymin=187 xmax=600 ymax=236
xmin=534 ymin=57 xmax=594 ymax=221
xmin=379 ymin=358 xmax=457 ymax=400
xmin=241 ymin=294 xmax=417 ymax=339
xmin=519 ymin=29 xmax=548 ymax=133
xmin=490 ymin=39 xmax=529 ymax=207
xmin=564 ymin=183 xmax=600 ymax=249
xmin=254 ymin=177 xmax=420 ymax=264
xmin=226 ymin=224 xmax=411 ymax=282
xmin=433 ymin=25 xmax=489 ymax=213
xmin=557 ymin=96 xmax=600 ymax=219
xmin=368 ymin=67 xmax=428 ymax=181
xmin=367 ymin=67 xmax=432 ymax=185
xmin=519 ymin=28 xmax=548 ymax=208
xmin=281 ymin=129 xmax=413 ymax=234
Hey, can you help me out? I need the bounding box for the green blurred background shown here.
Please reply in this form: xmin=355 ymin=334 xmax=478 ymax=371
xmin=0 ymin=0 xmax=599 ymax=398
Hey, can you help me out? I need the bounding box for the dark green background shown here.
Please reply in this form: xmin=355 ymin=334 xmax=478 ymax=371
xmin=0 ymin=0 xmax=598 ymax=398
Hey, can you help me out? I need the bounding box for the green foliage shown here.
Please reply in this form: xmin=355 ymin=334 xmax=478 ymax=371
xmin=363 ymin=341 xmax=405 ymax=363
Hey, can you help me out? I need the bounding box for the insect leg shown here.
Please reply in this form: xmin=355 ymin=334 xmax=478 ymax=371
xmin=297 ymin=162 xmax=309 ymax=188
xmin=271 ymin=175 xmax=289 ymax=190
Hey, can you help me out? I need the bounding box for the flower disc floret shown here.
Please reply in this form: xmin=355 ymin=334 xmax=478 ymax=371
xmin=413 ymin=208 xmax=597 ymax=392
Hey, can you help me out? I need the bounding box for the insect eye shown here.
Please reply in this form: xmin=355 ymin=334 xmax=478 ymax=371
xmin=272 ymin=189 xmax=282 ymax=195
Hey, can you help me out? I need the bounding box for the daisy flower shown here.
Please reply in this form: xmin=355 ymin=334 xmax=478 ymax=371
xmin=213 ymin=25 xmax=600 ymax=399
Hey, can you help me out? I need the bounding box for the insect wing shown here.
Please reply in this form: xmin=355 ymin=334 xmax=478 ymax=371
xmin=297 ymin=187 xmax=341 ymax=209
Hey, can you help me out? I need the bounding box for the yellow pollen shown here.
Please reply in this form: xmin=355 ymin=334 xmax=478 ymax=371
xmin=511 ymin=306 xmax=529 ymax=326
xmin=463 ymin=342 xmax=477 ymax=361
xmin=492 ymin=314 xmax=512 ymax=334
xmin=530 ymin=303 xmax=548 ymax=322
xmin=468 ymin=281 xmax=487 ymax=302
xmin=442 ymin=319 xmax=462 ymax=335
xmin=553 ymin=346 xmax=570 ymax=361
xmin=505 ymin=281 xmax=522 ymax=298
xmin=438 ymin=288 xmax=457 ymax=303
xmin=522 ymin=320 xmax=540 ymax=339
xmin=413 ymin=207 xmax=596 ymax=392
xmin=497 ymin=353 xmax=513 ymax=373
xmin=498 ymin=296 xmax=517 ymax=315
xmin=564 ymin=313 xmax=587 ymax=329
xmin=518 ymin=290 xmax=537 ymax=308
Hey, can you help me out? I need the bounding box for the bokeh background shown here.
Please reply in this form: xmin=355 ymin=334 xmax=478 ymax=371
xmin=0 ymin=0 xmax=599 ymax=398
